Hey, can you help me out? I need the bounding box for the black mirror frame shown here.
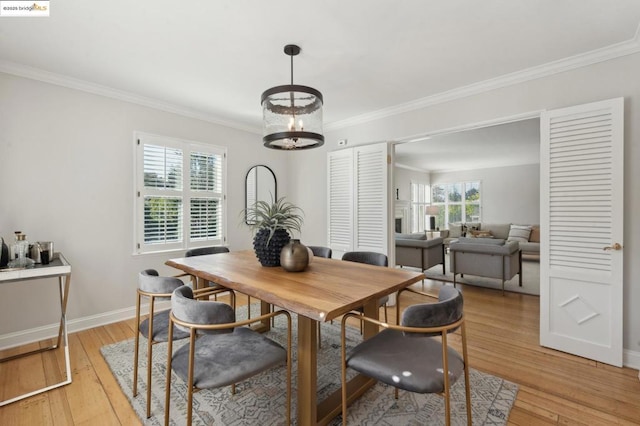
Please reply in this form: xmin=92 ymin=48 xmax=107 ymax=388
xmin=245 ymin=165 xmax=277 ymax=225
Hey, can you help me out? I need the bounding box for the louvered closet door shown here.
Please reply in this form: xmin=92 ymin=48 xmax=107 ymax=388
xmin=540 ymin=97 xmax=624 ymax=367
xmin=353 ymin=144 xmax=389 ymax=253
xmin=328 ymin=149 xmax=354 ymax=256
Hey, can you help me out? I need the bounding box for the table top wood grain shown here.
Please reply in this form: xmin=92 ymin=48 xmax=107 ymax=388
xmin=166 ymin=249 xmax=424 ymax=322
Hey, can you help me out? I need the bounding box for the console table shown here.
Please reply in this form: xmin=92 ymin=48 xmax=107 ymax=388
xmin=0 ymin=253 xmax=72 ymax=406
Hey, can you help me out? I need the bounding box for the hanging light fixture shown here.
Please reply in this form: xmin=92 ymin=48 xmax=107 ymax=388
xmin=261 ymin=44 xmax=324 ymax=150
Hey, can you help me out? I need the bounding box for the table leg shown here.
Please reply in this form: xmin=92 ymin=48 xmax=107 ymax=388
xmin=0 ymin=273 xmax=72 ymax=406
xmin=297 ymin=315 xmax=318 ymax=426
xmin=55 ymin=273 xmax=71 ymax=348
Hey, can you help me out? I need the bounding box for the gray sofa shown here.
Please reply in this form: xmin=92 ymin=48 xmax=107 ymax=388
xmin=441 ymin=222 xmax=540 ymax=259
xmin=449 ymin=237 xmax=522 ymax=295
xmin=395 ymin=233 xmax=445 ymax=274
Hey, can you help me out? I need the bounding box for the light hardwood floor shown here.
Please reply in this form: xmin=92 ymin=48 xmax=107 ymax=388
xmin=1 ymin=281 xmax=639 ymax=425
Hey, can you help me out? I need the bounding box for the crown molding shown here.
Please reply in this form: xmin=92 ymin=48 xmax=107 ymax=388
xmin=326 ymin=24 xmax=640 ymax=131
xmin=0 ymin=60 xmax=262 ymax=135
xmin=2 ymin=22 xmax=639 ymax=135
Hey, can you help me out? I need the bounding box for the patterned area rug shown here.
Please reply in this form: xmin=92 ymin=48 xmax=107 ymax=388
xmin=101 ymin=305 xmax=518 ymax=425
xmin=422 ymin=254 xmax=540 ymax=296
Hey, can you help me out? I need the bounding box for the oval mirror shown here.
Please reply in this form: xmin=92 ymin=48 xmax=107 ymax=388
xmin=245 ymin=165 xmax=277 ymax=224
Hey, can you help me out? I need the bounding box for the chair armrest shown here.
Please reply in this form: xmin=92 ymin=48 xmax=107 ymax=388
xmin=171 ymin=308 xmax=291 ymax=333
xmin=450 ymin=240 xmax=519 ymax=255
xmin=341 ymin=312 xmax=463 ymax=336
xmin=395 ymin=237 xmax=443 ymax=249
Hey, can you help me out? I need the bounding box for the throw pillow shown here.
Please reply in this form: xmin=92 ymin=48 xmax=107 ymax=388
xmin=508 ymin=224 xmax=532 ymax=242
xmin=448 ymin=223 xmax=463 ymax=238
xmin=529 ymin=225 xmax=540 ymax=242
xmin=463 ymin=223 xmax=479 ymax=237
xmin=471 ymin=230 xmax=493 ymax=238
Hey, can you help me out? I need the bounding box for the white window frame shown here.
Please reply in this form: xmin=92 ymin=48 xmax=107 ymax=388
xmin=410 ymin=182 xmax=430 ymax=232
xmin=133 ymin=132 xmax=227 ymax=255
xmin=431 ymin=181 xmax=482 ymax=228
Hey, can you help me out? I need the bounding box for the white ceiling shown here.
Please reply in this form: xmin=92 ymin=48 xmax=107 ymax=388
xmin=1 ymin=1 xmax=639 ymax=135
xmin=394 ymin=118 xmax=540 ymax=172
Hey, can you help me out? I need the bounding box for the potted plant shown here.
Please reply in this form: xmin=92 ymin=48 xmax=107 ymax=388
xmin=243 ymin=196 xmax=304 ymax=267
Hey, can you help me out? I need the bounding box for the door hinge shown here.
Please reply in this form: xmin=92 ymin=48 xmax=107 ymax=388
xmin=137 ymin=139 xmax=140 ymax=145
xmin=387 ymin=154 xmax=391 ymax=164
xmin=136 ymin=243 xmax=140 ymax=249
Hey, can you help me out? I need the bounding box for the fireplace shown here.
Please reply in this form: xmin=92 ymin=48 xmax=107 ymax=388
xmin=394 ymin=200 xmax=409 ymax=233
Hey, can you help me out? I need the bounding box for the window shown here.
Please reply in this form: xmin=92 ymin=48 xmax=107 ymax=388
xmin=410 ymin=182 xmax=430 ymax=232
xmin=431 ymin=181 xmax=481 ymax=229
xmin=134 ymin=133 xmax=226 ymax=254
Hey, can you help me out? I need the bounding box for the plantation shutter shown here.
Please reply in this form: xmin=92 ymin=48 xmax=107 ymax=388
xmin=328 ymin=149 xmax=353 ymax=254
xmin=135 ymin=133 xmax=226 ymax=254
xmin=188 ymin=150 xmax=224 ymax=243
xmin=140 ymin=142 xmax=184 ymax=250
xmin=327 ymin=143 xmax=390 ymax=258
xmin=354 ymin=144 xmax=388 ymax=253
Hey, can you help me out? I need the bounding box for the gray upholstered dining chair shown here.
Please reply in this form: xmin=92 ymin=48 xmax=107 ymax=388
xmin=340 ymin=285 xmax=471 ymax=425
xmin=133 ymin=269 xmax=190 ymax=419
xmin=184 ymin=246 xmax=229 ymax=257
xmin=341 ymin=251 xmax=389 ymax=324
xmin=183 ymin=246 xmax=237 ymax=308
xmin=308 ymin=245 xmax=332 ymax=259
xmin=164 ymin=285 xmax=292 ymax=426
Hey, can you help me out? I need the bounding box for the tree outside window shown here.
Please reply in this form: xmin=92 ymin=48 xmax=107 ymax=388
xmin=135 ymin=134 xmax=226 ymax=254
xmin=431 ymin=181 xmax=481 ymax=229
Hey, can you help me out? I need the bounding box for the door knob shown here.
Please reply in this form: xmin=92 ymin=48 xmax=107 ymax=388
xmin=603 ymin=243 xmax=623 ymax=251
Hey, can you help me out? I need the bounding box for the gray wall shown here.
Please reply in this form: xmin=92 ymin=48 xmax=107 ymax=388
xmin=289 ymin=52 xmax=640 ymax=361
xmin=394 ymin=166 xmax=430 ymax=202
xmin=431 ymin=163 xmax=540 ymax=225
xmin=0 ymin=72 xmax=288 ymax=336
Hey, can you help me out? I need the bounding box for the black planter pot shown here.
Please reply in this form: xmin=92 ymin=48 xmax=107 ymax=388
xmin=253 ymin=228 xmax=291 ymax=267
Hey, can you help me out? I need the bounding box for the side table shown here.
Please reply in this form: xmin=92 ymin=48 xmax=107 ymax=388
xmin=0 ymin=253 xmax=72 ymax=406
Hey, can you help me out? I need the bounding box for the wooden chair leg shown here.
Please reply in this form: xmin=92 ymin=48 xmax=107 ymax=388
xmin=145 ymin=297 xmax=155 ymax=418
xmin=133 ymin=293 xmax=141 ymax=397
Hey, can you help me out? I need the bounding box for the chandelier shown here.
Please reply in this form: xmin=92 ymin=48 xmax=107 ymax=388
xmin=261 ymin=44 xmax=324 ymax=150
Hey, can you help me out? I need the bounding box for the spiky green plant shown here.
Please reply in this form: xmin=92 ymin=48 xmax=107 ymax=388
xmin=243 ymin=196 xmax=304 ymax=245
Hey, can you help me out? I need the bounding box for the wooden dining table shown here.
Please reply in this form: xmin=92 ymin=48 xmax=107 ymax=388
xmin=165 ymin=249 xmax=424 ymax=426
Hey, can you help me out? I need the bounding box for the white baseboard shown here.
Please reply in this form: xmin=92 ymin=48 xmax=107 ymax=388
xmin=0 ymin=301 xmax=170 ymax=351
xmin=623 ymin=348 xmax=640 ymax=372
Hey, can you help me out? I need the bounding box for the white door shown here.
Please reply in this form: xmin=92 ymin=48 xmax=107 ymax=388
xmin=353 ymin=143 xmax=389 ymax=254
xmin=327 ymin=149 xmax=354 ymax=257
xmin=540 ymin=97 xmax=624 ymax=367
xmin=327 ymin=143 xmax=391 ymax=259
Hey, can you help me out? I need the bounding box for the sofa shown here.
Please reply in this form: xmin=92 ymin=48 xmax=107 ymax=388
xmin=449 ymin=237 xmax=522 ymax=295
xmin=395 ymin=233 xmax=445 ymax=274
xmin=440 ymin=222 xmax=540 ymax=259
